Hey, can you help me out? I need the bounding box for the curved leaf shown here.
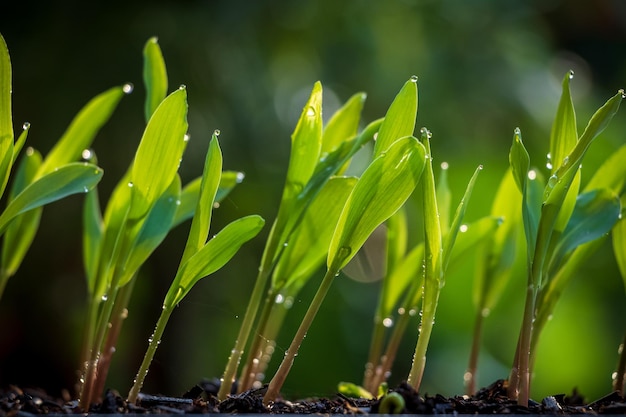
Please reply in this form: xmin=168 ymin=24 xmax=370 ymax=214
xmin=328 ymin=136 xmax=426 ymax=271
xmin=0 ymin=163 xmax=103 ymax=235
xmin=164 ymin=215 xmax=265 ymax=307
xmin=322 ymin=92 xmax=365 ymax=156
xmin=612 ymin=216 xmax=626 ymax=294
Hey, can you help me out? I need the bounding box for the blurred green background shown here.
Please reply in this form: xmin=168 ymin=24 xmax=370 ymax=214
xmin=1 ymin=0 xmax=625 ymax=402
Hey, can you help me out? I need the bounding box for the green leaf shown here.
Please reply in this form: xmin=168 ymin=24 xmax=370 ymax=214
xmin=442 ymin=164 xmax=482 ymax=270
xmin=385 ymin=206 xmax=408 ymax=277
xmin=283 ymin=82 xmax=323 ymax=202
xmin=548 ymin=188 xmax=621 ymax=274
xmin=83 ymin=184 xmax=103 ymax=295
xmin=0 ymin=163 xmax=103 ymax=235
xmin=164 ymin=215 xmax=265 ymax=307
xmin=328 ymin=136 xmax=426 ymax=271
xmin=180 ymin=134 xmax=222 ymax=265
xmin=613 ymin=216 xmax=626 ymax=294
xmin=119 ymin=175 xmax=182 ymax=287
xmin=0 ymin=148 xmax=43 ymax=278
xmin=584 ymin=144 xmax=626 ymax=195
xmin=321 ymin=92 xmax=365 ymax=156
xmin=37 ymin=85 xmax=127 ymax=177
xmin=0 ymin=34 xmax=13 ymax=199
xmin=373 ymin=77 xmax=418 ymax=158
xmin=130 ymin=87 xmax=188 ymax=219
xmin=272 ymin=176 xmax=357 ymax=290
xmin=143 ymin=37 xmax=168 ymax=122
xmin=11 ymin=122 xmax=29 ymax=164
xmin=337 ymin=382 xmax=374 ymax=400
xmin=382 ymin=243 xmax=424 ymax=316
xmin=436 ymin=163 xmax=451 ymax=235
xmin=172 ymin=170 xmax=243 ymax=228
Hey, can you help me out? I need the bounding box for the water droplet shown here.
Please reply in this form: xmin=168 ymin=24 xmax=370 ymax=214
xmin=527 ymin=170 xmax=537 ymax=180
xmin=81 ymin=149 xmax=94 ymax=161
xmin=306 ymin=106 xmax=316 ymax=117
xmin=284 ymin=296 xmax=294 ymax=309
xmin=514 ymin=127 xmax=522 ymax=135
xmin=620 ymin=89 xmax=626 ymax=99
xmin=440 ymin=161 xmax=449 ymax=170
xmin=283 ymin=242 xmax=288 ymax=247
xmin=397 ymin=307 xmax=406 ymax=315
xmin=83 ymin=186 xmax=89 ymax=193
xmin=548 ymin=174 xmax=558 ymax=188
xmin=275 ymin=294 xmax=284 ymax=304
xmin=121 ymin=308 xmax=129 ymax=319
xmin=459 ymin=224 xmax=469 ymax=233
xmin=26 ymin=147 xmax=34 ymax=156
xmin=123 ymin=83 xmax=134 ymax=94
xmin=179 ymin=84 xmax=186 ymax=90
xmin=611 ymin=371 xmax=618 ymax=381
xmin=463 ymin=371 xmax=473 ymax=382
xmin=568 ymin=70 xmax=574 ymax=80
xmin=382 ymin=317 xmax=394 ymax=328
xmin=618 ymin=343 xmax=624 ymax=355
xmin=127 ymin=182 xmax=134 ymax=188
xmin=22 ymin=122 xmax=30 ymax=130
xmin=236 ymin=172 xmax=245 ymax=183
xmin=477 ymin=164 xmax=484 ymax=170
xmin=183 ymin=134 xmax=190 ymax=142
xmin=372 ymin=132 xmax=378 ymax=141
xmin=408 ymin=309 xmax=417 ymax=316
xmin=546 ymin=152 xmax=553 ymax=170
xmin=410 ymin=75 xmax=418 ymax=83
xmin=213 ymin=129 xmax=221 ymax=137
xmin=213 ymin=202 xmax=220 ymax=209
xmin=101 ymin=295 xmax=108 ymax=301
xmin=562 ymin=156 xmax=569 ymax=166
xmin=481 ymin=308 xmax=491 ymax=317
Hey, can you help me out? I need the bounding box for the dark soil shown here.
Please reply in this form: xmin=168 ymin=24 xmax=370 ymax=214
xmin=1 ymin=379 xmax=625 ymax=415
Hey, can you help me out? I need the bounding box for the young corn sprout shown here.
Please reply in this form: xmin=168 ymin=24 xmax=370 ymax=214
xmin=77 ymin=38 xmax=246 ymax=409
xmin=506 ymin=72 xmax=623 ymax=406
xmin=0 ymin=33 xmax=115 ymax=301
xmin=263 ymin=77 xmax=428 ymax=404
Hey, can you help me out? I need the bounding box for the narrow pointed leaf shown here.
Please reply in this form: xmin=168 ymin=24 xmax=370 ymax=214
xmin=382 ymin=243 xmax=424 ymax=315
xmin=0 ymin=163 xmax=103 ymax=235
xmin=321 ymin=92 xmax=365 ymax=156
xmin=442 ymin=164 xmax=482 ymax=269
xmin=12 ymin=122 xmax=29 ymax=164
xmin=83 ymin=185 xmax=103 ymax=295
xmin=328 ymin=136 xmax=426 ymax=271
xmin=283 ymin=82 xmax=323 ymax=202
xmin=0 ymin=34 xmax=13 ymax=199
xmin=143 ymin=37 xmax=168 ymax=122
xmin=37 ymin=86 xmax=127 ymax=177
xmin=373 ymin=77 xmax=418 ymax=158
xmin=613 ymin=216 xmax=626 ymax=293
xmin=1 ymin=148 xmax=42 ymax=278
xmin=436 ymin=164 xmax=452 ymax=235
xmin=584 ymin=144 xmax=626 ymax=194
xmin=172 ymin=171 xmax=243 ymax=228
xmin=130 ymin=87 xmax=188 ymax=219
xmin=164 ymin=215 xmax=265 ymax=307
xmin=549 ymin=72 xmax=578 ymax=176
xmin=180 ymin=135 xmax=222 ymax=265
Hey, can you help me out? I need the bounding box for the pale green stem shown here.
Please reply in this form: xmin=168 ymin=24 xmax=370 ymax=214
xmin=263 ymin=267 xmax=337 ymax=405
xmin=363 ymin=317 xmax=385 ymax=393
xmin=406 ymin=289 xmax=439 ymax=391
xmin=127 ymin=305 xmax=174 ymax=403
xmin=614 ymin=330 xmax=626 ymax=395
xmin=465 ymin=308 xmax=485 ymax=395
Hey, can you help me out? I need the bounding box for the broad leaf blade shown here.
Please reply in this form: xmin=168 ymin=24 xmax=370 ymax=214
xmin=548 ymin=188 xmax=621 ymax=274
xmin=37 ymin=86 xmax=127 ymax=177
xmin=0 ymin=163 xmax=103 ymax=235
xmin=143 ymin=37 xmax=168 ymax=122
xmin=119 ymin=176 xmax=182 ymax=287
xmin=272 ymin=176 xmax=357 ymax=290
xmin=373 ymin=77 xmax=418 ymax=158
xmin=130 ymin=87 xmax=188 ymax=219
xmin=328 ymin=136 xmax=426 ymax=271
xmin=164 ymin=215 xmax=265 ymax=307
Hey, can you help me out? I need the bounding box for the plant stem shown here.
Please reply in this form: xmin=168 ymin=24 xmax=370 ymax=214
xmin=263 ymin=268 xmax=337 ymax=405
xmin=406 ymin=290 xmax=439 ymax=391
xmin=614 ymin=329 xmax=626 ymax=395
xmin=515 ymin=283 xmax=536 ymax=406
xmin=465 ymin=307 xmax=485 ymax=395
xmin=363 ymin=316 xmax=385 ymax=393
xmin=127 ymin=304 xmax=174 ymax=403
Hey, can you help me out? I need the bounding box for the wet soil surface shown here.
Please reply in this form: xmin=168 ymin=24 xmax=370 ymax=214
xmin=1 ymin=379 xmax=625 ymax=415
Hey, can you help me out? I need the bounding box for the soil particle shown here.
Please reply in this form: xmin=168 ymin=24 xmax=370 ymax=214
xmin=1 ymin=379 xmax=625 ymax=415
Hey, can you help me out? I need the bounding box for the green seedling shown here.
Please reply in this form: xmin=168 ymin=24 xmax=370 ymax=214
xmin=77 ymin=39 xmax=248 ymax=409
xmin=506 ymin=72 xmax=623 ymax=406
xmin=218 ymin=80 xmax=383 ymax=399
xmin=262 ymin=77 xmax=427 ymax=404
xmin=612 ymin=210 xmax=626 ymax=396
xmin=0 ymin=33 xmax=116 ymax=299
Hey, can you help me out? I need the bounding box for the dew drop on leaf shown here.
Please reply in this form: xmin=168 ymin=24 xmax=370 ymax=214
xmin=620 ymin=89 xmax=626 ymax=99
xmin=183 ymin=134 xmax=190 ymax=142
xmin=25 ymin=147 xmax=34 ymax=156
xmin=382 ymin=317 xmax=394 ymax=328
xmin=527 ymin=170 xmax=537 ymax=180
xmin=459 ymin=224 xmax=469 ymax=233
xmin=22 ymin=121 xmax=30 ymax=130
xmin=179 ymin=84 xmax=186 ymax=90
xmin=123 ymin=83 xmax=134 ymax=94
xmin=236 ymin=172 xmax=245 ymax=183
xmin=410 ymin=75 xmax=418 ymax=83
xmin=306 ymin=106 xmax=316 ymax=117
xmin=568 ymin=70 xmax=574 ymax=80
xmin=213 ymin=129 xmax=221 ymax=137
